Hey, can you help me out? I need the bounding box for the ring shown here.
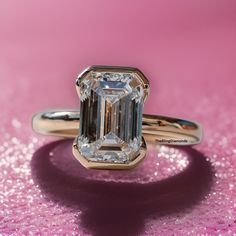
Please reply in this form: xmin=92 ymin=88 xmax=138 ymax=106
xmin=32 ymin=66 xmax=203 ymax=170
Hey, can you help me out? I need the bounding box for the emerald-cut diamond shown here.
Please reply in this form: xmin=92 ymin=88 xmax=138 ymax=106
xmin=76 ymin=66 xmax=149 ymax=165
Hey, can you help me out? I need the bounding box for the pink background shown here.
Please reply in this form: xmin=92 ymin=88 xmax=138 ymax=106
xmin=1 ymin=0 xmax=236 ymax=235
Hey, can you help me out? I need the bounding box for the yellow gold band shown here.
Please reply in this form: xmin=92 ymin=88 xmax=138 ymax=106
xmin=32 ymin=110 xmax=202 ymax=145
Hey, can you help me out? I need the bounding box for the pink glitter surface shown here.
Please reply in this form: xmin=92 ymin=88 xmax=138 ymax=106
xmin=1 ymin=0 xmax=236 ymax=235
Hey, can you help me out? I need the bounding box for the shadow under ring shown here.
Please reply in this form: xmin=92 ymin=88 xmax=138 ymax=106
xmin=31 ymin=140 xmax=213 ymax=235
xmin=31 ymin=139 xmax=213 ymax=207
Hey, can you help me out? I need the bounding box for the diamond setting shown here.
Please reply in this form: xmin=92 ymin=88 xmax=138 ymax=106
xmin=75 ymin=66 xmax=149 ymax=166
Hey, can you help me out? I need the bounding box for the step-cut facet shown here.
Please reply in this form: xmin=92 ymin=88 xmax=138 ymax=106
xmin=76 ymin=67 xmax=148 ymax=164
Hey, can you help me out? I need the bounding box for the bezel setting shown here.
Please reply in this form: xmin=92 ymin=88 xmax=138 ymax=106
xmin=73 ymin=137 xmax=147 ymax=170
xmin=74 ymin=66 xmax=150 ymax=169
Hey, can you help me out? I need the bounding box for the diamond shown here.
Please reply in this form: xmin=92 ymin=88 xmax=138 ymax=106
xmin=76 ymin=66 xmax=148 ymax=164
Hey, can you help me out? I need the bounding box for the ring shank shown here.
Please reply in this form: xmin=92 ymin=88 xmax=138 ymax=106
xmin=32 ymin=110 xmax=202 ymax=145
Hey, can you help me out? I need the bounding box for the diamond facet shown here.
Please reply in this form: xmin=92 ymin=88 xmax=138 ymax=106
xmin=76 ymin=66 xmax=149 ymax=165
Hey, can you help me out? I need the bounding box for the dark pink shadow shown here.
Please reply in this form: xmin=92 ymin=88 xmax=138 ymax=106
xmin=31 ymin=140 xmax=214 ymax=236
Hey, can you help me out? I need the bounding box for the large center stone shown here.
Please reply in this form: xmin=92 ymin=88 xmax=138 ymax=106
xmin=77 ymin=68 xmax=146 ymax=164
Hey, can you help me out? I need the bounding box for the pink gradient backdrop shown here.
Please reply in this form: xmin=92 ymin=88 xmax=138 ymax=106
xmin=1 ymin=0 xmax=236 ymax=235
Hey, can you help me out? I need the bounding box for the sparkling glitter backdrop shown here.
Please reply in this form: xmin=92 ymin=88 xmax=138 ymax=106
xmin=0 ymin=0 xmax=236 ymax=235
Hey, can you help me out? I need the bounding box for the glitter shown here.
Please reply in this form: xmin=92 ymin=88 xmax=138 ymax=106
xmin=32 ymin=138 xmax=38 ymax=143
xmin=1 ymin=87 xmax=236 ymax=235
xmin=11 ymin=118 xmax=21 ymax=129
xmin=229 ymin=184 xmax=234 ymax=190
xmin=177 ymin=159 xmax=188 ymax=168
xmin=11 ymin=137 xmax=19 ymax=144
xmin=28 ymin=143 xmax=34 ymax=149
xmin=3 ymin=142 xmax=8 ymax=147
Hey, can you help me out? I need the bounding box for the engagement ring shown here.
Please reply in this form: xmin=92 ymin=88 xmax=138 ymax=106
xmin=32 ymin=66 xmax=202 ymax=170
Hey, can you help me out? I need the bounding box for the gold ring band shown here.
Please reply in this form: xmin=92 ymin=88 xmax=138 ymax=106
xmin=32 ymin=110 xmax=202 ymax=145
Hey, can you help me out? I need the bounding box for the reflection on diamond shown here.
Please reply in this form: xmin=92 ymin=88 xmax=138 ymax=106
xmin=77 ymin=70 xmax=145 ymax=164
